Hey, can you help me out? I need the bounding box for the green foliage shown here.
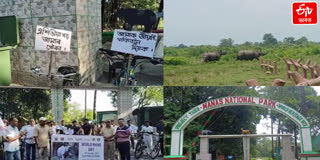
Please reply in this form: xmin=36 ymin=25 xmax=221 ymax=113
xmin=103 ymin=0 xmax=161 ymax=30
xmin=108 ymin=87 xmax=163 ymax=108
xmin=164 ymin=56 xmax=188 ymax=65
xmin=0 ymin=88 xmax=51 ymax=121
xmin=263 ymin=33 xmax=278 ymax=46
xmin=219 ymin=38 xmax=234 ymax=47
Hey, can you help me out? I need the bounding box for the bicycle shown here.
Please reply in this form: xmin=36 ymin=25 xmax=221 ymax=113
xmin=150 ymin=132 xmax=163 ymax=159
xmin=134 ymin=132 xmax=161 ymax=159
xmin=98 ymin=48 xmax=163 ymax=86
xmin=31 ymin=66 xmax=80 ymax=87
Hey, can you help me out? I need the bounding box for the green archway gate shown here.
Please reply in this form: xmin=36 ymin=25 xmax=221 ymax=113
xmin=165 ymin=96 xmax=320 ymax=160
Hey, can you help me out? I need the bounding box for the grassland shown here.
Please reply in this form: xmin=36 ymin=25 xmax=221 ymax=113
xmin=164 ymin=44 xmax=320 ymax=86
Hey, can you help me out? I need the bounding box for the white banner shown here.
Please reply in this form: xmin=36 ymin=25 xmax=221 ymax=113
xmin=111 ymin=29 xmax=158 ymax=58
xmin=51 ymin=134 xmax=104 ymax=160
xmin=35 ymin=25 xmax=72 ymax=52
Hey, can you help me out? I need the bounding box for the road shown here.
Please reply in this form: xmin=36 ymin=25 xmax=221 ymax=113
xmin=130 ymin=148 xmax=163 ymax=160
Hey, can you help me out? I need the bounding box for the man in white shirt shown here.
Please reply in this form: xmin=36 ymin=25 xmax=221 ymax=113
xmin=21 ymin=119 xmax=36 ymax=160
xmin=49 ymin=121 xmax=57 ymax=135
xmin=4 ymin=117 xmax=23 ymax=160
xmin=127 ymin=120 xmax=137 ymax=149
xmin=140 ymin=121 xmax=153 ymax=154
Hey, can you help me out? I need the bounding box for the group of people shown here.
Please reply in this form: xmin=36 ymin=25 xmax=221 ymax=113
xmin=100 ymin=117 xmax=164 ymax=160
xmin=0 ymin=116 xmax=164 ymax=160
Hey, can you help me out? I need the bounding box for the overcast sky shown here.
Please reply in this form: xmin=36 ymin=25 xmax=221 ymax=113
xmin=69 ymin=90 xmax=115 ymax=112
xmin=165 ymin=0 xmax=320 ymax=46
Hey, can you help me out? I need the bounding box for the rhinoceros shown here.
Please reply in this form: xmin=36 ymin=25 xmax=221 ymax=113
xmin=203 ymin=51 xmax=225 ymax=62
xmin=237 ymin=50 xmax=265 ymax=60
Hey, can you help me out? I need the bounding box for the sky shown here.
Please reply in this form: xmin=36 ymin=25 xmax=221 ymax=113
xmin=69 ymin=90 xmax=115 ymax=112
xmin=164 ymin=0 xmax=320 ymax=46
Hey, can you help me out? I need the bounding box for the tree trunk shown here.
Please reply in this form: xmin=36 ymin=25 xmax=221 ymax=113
xmin=294 ymin=125 xmax=298 ymax=159
xmin=277 ymin=119 xmax=281 ymax=148
xmin=300 ymin=87 xmax=308 ymax=116
xmin=271 ymin=117 xmax=274 ymax=155
xmin=93 ymin=90 xmax=97 ymax=120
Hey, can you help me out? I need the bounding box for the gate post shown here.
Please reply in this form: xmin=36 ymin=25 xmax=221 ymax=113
xmin=196 ymin=137 xmax=211 ymax=160
xmin=243 ymin=136 xmax=250 ymax=160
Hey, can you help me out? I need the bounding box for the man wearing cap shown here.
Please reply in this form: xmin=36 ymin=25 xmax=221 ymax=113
xmin=100 ymin=120 xmax=115 ymax=160
xmin=34 ymin=117 xmax=50 ymax=160
xmin=21 ymin=119 xmax=36 ymax=160
xmin=4 ymin=118 xmax=23 ymax=160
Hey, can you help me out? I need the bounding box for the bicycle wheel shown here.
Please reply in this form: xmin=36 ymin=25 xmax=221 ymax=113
xmin=134 ymin=141 xmax=143 ymax=159
xmin=151 ymin=143 xmax=160 ymax=159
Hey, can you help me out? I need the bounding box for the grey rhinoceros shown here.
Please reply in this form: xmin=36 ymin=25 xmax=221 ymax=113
xmin=203 ymin=51 xmax=226 ymax=62
xmin=237 ymin=50 xmax=265 ymax=60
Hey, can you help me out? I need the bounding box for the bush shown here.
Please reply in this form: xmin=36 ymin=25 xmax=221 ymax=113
xmin=164 ymin=56 xmax=188 ymax=65
xmin=312 ymin=48 xmax=320 ymax=55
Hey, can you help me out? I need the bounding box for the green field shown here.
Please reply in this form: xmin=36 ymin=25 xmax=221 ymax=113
xmin=164 ymin=43 xmax=320 ymax=86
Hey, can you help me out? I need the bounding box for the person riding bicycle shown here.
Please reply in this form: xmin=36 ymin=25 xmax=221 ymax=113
xmin=140 ymin=121 xmax=153 ymax=155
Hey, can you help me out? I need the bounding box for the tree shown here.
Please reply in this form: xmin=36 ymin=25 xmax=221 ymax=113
xmin=103 ymin=0 xmax=161 ymax=30
xmin=219 ymin=38 xmax=234 ymax=47
xmin=108 ymin=87 xmax=163 ymax=108
xmin=243 ymin=41 xmax=252 ymax=46
xmin=263 ymin=33 xmax=278 ymax=46
xmin=259 ymin=86 xmax=320 ymax=158
xmin=177 ymin=44 xmax=188 ymax=48
xmin=283 ymin=37 xmax=295 ymax=44
xmin=295 ymin=36 xmax=308 ymax=45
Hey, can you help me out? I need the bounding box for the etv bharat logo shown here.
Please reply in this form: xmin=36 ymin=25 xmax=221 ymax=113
xmin=292 ymin=2 xmax=318 ymax=24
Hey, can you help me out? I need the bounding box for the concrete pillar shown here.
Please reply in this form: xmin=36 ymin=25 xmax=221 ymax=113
xmin=281 ymin=136 xmax=295 ymax=160
xmin=243 ymin=136 xmax=250 ymax=160
xmin=0 ymin=0 xmax=102 ymax=87
xmin=196 ymin=137 xmax=211 ymax=160
xmin=51 ymin=89 xmax=64 ymax=125
xmin=117 ymin=87 xmax=133 ymax=119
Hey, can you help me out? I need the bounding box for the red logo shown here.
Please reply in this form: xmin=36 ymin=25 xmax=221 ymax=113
xmin=292 ymin=2 xmax=318 ymax=24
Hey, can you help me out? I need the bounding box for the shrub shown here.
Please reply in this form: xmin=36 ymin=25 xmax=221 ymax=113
xmin=164 ymin=56 xmax=188 ymax=65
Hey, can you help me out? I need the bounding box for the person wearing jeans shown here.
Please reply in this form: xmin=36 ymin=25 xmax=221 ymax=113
xmin=115 ymin=118 xmax=131 ymax=160
xmin=4 ymin=118 xmax=23 ymax=160
xmin=21 ymin=119 xmax=36 ymax=160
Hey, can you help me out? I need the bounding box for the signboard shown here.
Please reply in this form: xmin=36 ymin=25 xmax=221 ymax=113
xmin=51 ymin=89 xmax=64 ymax=125
xmin=51 ymin=134 xmax=104 ymax=160
xmin=292 ymin=2 xmax=318 ymax=25
xmin=173 ymin=96 xmax=310 ymax=131
xmin=111 ymin=29 xmax=158 ymax=58
xmin=35 ymin=25 xmax=72 ymax=52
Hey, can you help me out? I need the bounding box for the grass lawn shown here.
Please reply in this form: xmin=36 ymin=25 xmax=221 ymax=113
xmin=164 ymin=55 xmax=320 ymax=86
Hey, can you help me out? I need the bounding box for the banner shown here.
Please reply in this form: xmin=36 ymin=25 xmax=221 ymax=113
xmin=51 ymin=134 xmax=104 ymax=160
xmin=111 ymin=29 xmax=158 ymax=58
xmin=35 ymin=25 xmax=72 ymax=52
